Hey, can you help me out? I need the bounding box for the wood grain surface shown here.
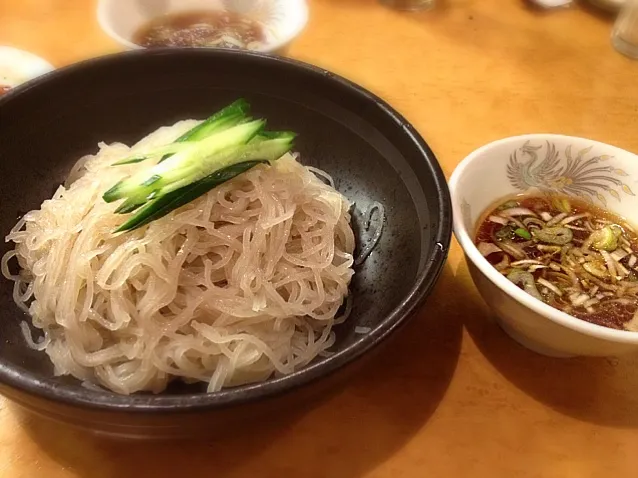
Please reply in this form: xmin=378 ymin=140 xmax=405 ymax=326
xmin=1 ymin=1 xmax=637 ymax=477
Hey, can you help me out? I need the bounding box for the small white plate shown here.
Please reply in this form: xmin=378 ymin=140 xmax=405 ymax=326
xmin=0 ymin=46 xmax=54 ymax=92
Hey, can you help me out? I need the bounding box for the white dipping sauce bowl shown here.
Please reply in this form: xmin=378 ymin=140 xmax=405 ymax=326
xmin=450 ymin=134 xmax=638 ymax=357
xmin=97 ymin=0 xmax=308 ymax=54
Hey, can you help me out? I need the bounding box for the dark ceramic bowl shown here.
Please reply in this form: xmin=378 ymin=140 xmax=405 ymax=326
xmin=0 ymin=49 xmax=451 ymax=438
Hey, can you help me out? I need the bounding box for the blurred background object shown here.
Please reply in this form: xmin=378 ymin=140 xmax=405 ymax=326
xmin=588 ymin=0 xmax=626 ymax=13
xmin=97 ymin=0 xmax=308 ymax=54
xmin=0 ymin=46 xmax=53 ymax=95
xmin=527 ymin=0 xmax=573 ymax=8
xmin=380 ymin=0 xmax=436 ymax=11
xmin=612 ymin=0 xmax=638 ymax=57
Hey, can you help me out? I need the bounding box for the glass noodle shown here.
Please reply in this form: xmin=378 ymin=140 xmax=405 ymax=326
xmin=1 ymin=120 xmax=356 ymax=394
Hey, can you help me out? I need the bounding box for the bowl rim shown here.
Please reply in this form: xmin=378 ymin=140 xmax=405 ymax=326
xmin=0 ymin=48 xmax=452 ymax=412
xmin=450 ymin=133 xmax=638 ymax=345
xmin=96 ymin=0 xmax=309 ymax=52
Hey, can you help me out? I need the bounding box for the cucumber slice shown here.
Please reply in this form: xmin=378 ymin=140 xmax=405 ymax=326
xmin=116 ymin=160 xmax=266 ymax=232
xmin=103 ymin=119 xmax=266 ymax=203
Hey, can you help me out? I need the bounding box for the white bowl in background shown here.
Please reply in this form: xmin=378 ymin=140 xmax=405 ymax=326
xmin=450 ymin=134 xmax=638 ymax=357
xmin=97 ymin=0 xmax=308 ymax=54
xmin=0 ymin=46 xmax=53 ymax=90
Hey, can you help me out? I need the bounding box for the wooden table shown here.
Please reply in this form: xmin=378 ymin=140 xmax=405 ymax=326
xmin=1 ymin=1 xmax=637 ymax=477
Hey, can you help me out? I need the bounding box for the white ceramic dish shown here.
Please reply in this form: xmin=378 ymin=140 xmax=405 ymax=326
xmin=0 ymin=46 xmax=53 ymax=90
xmin=97 ymin=0 xmax=308 ymax=54
xmin=450 ymin=134 xmax=638 ymax=357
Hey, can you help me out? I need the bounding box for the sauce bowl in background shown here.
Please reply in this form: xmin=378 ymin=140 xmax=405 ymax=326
xmin=97 ymin=0 xmax=309 ymax=54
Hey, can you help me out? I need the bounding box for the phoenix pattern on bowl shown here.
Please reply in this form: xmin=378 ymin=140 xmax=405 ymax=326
xmin=506 ymin=140 xmax=635 ymax=206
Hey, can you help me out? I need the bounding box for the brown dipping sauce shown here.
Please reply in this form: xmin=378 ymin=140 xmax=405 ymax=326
xmin=133 ymin=10 xmax=265 ymax=49
xmin=476 ymin=194 xmax=638 ymax=331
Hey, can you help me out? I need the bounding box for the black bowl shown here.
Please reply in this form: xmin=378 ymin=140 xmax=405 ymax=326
xmin=0 ymin=49 xmax=451 ymax=438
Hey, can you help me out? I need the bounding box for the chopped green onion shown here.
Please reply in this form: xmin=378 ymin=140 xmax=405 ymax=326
xmin=590 ymin=226 xmax=620 ymax=251
xmin=552 ymin=197 xmax=571 ymax=214
xmin=497 ymin=200 xmax=519 ymax=211
xmin=506 ymin=270 xmax=542 ymax=301
xmin=532 ymin=226 xmax=573 ymax=245
xmin=496 ymin=225 xmax=514 ymax=240
xmin=583 ymin=261 xmax=608 ymax=279
xmin=514 ymin=228 xmax=532 ymax=240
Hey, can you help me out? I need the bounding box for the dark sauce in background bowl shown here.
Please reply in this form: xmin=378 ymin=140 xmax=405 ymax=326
xmin=133 ymin=10 xmax=266 ymax=49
